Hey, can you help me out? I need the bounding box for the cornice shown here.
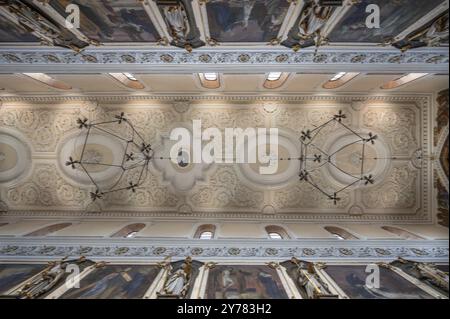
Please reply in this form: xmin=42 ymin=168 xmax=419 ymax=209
xmin=0 ymin=48 xmax=448 ymax=73
xmin=0 ymin=238 xmax=447 ymax=262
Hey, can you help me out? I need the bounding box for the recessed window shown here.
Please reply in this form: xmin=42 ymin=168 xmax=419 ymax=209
xmin=22 ymin=73 xmax=72 ymax=90
xmin=24 ymin=223 xmax=72 ymax=237
xmin=194 ymin=224 xmax=216 ymax=239
xmin=199 ymin=231 xmax=213 ymax=240
xmin=123 ymin=72 xmax=138 ymax=81
xmin=324 ymin=226 xmax=358 ymax=240
xmin=263 ymin=72 xmax=290 ymax=89
xmin=109 ymin=73 xmax=145 ymax=89
xmin=202 ymin=73 xmax=218 ymax=81
xmin=330 ymin=72 xmax=347 ymax=82
xmin=111 ymin=223 xmax=146 ymax=238
xmin=265 ymin=225 xmax=290 ymax=239
xmin=323 ymin=72 xmax=360 ymax=89
xmin=198 ymin=73 xmax=221 ymax=89
xmin=268 ymin=232 xmax=283 ymax=240
xmin=125 ymin=231 xmax=139 ymax=238
xmin=381 ymin=226 xmax=424 ymax=240
xmin=267 ymin=72 xmax=282 ymax=81
xmin=381 ymin=73 xmax=428 ymax=90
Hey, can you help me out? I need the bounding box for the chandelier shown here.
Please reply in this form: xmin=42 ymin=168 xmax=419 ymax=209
xmin=66 ymin=113 xmax=154 ymax=201
xmin=297 ymin=110 xmax=378 ymax=205
xmin=67 ymin=110 xmax=390 ymax=206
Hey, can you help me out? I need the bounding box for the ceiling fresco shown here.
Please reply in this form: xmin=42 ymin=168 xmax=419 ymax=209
xmin=0 ymin=0 xmax=448 ymax=52
xmin=49 ymin=0 xmax=160 ymax=43
xmin=206 ymin=0 xmax=291 ymax=43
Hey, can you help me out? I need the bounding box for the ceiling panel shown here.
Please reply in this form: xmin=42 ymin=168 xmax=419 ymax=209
xmin=391 ymin=74 xmax=449 ymax=92
xmin=51 ymin=74 xmax=127 ymax=92
xmin=333 ymin=74 xmax=402 ymax=92
xmin=0 ymin=74 xmax=57 ymax=92
xmin=206 ymin=0 xmax=291 ymax=43
xmin=283 ymin=74 xmax=333 ymax=92
xmin=328 ymin=0 xmax=446 ymax=43
xmin=222 ymin=74 xmax=261 ymax=91
xmin=138 ymin=74 xmax=200 ymax=92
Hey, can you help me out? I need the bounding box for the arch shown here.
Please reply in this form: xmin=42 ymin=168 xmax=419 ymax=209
xmin=324 ymin=226 xmax=358 ymax=240
xmin=111 ymin=223 xmax=146 ymax=238
xmin=265 ymin=225 xmax=290 ymax=240
xmin=381 ymin=226 xmax=424 ymax=240
xmin=24 ymin=223 xmax=72 ymax=237
xmin=194 ymin=224 xmax=216 ymax=239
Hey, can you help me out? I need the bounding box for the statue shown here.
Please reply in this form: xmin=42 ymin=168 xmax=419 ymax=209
xmin=158 ymin=257 xmax=192 ymax=298
xmin=297 ymin=0 xmax=333 ymax=43
xmin=163 ymin=5 xmax=190 ymax=42
xmin=292 ymin=258 xmax=338 ymax=299
xmin=19 ymin=259 xmax=68 ymax=299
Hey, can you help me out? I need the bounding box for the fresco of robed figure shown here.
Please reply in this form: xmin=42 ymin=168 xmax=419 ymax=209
xmin=206 ymin=0 xmax=291 ymax=42
xmin=0 ymin=264 xmax=46 ymax=295
xmin=324 ymin=265 xmax=435 ymax=299
xmin=206 ymin=265 xmax=288 ymax=299
xmin=59 ymin=265 xmax=160 ymax=299
xmin=328 ymin=0 xmax=446 ymax=44
xmin=49 ymin=0 xmax=159 ymax=43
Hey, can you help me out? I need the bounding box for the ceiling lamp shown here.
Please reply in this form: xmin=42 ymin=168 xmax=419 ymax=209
xmin=109 ymin=73 xmax=145 ymax=90
xmin=323 ymin=72 xmax=360 ymax=89
xmin=198 ymin=73 xmax=221 ymax=89
xmin=22 ymin=73 xmax=72 ymax=90
xmin=381 ymin=73 xmax=428 ymax=90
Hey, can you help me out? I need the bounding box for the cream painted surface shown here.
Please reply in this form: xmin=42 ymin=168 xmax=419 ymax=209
xmin=0 ymin=74 xmax=56 ymax=92
xmin=49 ymin=221 xmax=128 ymax=237
xmin=137 ymin=222 xmax=195 ymax=238
xmin=139 ymin=74 xmax=199 ymax=92
xmin=218 ymin=223 xmax=266 ymax=239
xmin=284 ymin=74 xmax=332 ymax=91
xmin=0 ymin=73 xmax=447 ymax=94
xmin=222 ymin=74 xmax=261 ymax=92
xmin=0 ymin=220 xmax=55 ymax=236
xmin=52 ymin=74 xmax=126 ymax=92
xmin=395 ymin=225 xmax=450 ymax=240
xmin=287 ymin=224 xmax=336 ymax=239
xmin=342 ymin=225 xmax=399 ymax=239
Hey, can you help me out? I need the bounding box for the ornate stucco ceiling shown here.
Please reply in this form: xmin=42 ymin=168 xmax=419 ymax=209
xmin=0 ymin=94 xmax=433 ymax=223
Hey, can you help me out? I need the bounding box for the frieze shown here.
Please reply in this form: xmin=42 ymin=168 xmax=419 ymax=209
xmin=0 ymin=238 xmax=447 ymax=262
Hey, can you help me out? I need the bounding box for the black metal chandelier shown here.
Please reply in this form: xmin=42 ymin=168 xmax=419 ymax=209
xmin=297 ymin=110 xmax=378 ymax=205
xmin=66 ymin=113 xmax=153 ymax=201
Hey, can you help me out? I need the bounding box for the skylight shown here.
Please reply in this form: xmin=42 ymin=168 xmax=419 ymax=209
xmin=123 ymin=73 xmax=138 ymax=81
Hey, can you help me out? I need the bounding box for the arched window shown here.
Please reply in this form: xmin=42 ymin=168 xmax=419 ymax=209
xmin=194 ymin=224 xmax=216 ymax=239
xmin=111 ymin=223 xmax=146 ymax=238
xmin=24 ymin=223 xmax=72 ymax=237
xmin=381 ymin=226 xmax=424 ymax=240
xmin=324 ymin=226 xmax=358 ymax=240
xmin=265 ymin=225 xmax=290 ymax=240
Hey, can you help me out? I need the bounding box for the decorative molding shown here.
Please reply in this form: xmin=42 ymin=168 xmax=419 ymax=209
xmin=0 ymin=238 xmax=446 ymax=262
xmin=0 ymin=48 xmax=447 ymax=73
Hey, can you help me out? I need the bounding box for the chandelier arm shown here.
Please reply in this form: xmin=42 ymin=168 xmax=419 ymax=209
xmin=126 ymin=121 xmax=147 ymax=145
xmin=306 ymin=142 xmax=329 ymax=157
xmin=327 ymin=161 xmax=362 ymax=181
xmin=90 ymin=120 xmax=121 ymax=126
xmin=327 ymin=139 xmax=364 ymax=158
xmin=78 ymin=163 xmax=100 ymax=190
xmin=308 ymin=118 xmax=336 ymax=135
xmin=336 ymin=121 xmax=365 ymax=140
xmin=301 ymin=162 xmax=328 ymax=173
xmin=79 ymin=126 xmax=92 ymax=160
xmin=106 ymin=169 xmax=127 ymax=192
xmin=360 ymin=142 xmax=366 ymax=176
xmin=335 ymin=178 xmax=363 ymax=195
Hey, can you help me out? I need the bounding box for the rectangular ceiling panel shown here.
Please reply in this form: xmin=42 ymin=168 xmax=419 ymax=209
xmin=49 ymin=0 xmax=160 ymax=42
xmin=328 ymin=0 xmax=445 ymax=43
xmin=206 ymin=0 xmax=291 ymax=42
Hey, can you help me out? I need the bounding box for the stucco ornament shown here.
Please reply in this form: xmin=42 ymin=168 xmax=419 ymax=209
xmin=152 ymin=131 xmax=214 ymax=192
